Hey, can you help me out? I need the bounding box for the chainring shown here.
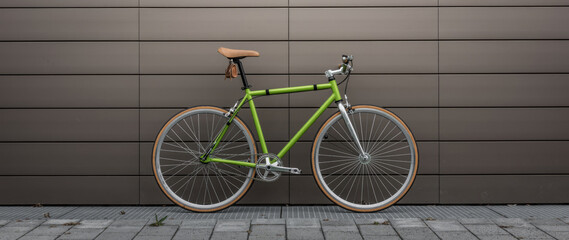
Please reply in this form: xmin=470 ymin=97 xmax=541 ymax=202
xmin=255 ymin=153 xmax=282 ymax=182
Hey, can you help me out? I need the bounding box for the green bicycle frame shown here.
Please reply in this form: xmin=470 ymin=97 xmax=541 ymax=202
xmin=202 ymin=80 xmax=343 ymax=168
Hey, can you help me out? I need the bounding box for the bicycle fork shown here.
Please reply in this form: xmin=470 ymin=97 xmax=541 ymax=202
xmin=337 ymin=101 xmax=369 ymax=160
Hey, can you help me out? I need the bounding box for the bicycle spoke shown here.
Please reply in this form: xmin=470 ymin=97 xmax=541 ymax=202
xmin=314 ymin=107 xmax=417 ymax=211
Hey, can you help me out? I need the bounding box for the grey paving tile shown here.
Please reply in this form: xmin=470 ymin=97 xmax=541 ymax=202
xmin=210 ymin=231 xmax=248 ymax=240
xmin=492 ymin=218 xmax=533 ymax=228
xmin=503 ymin=226 xmax=554 ymax=239
xmin=527 ymin=218 xmax=567 ymax=225
xmin=57 ymin=228 xmax=105 ymax=240
xmin=249 ymin=224 xmax=285 ymax=237
xmin=477 ymin=235 xmax=518 ymax=240
xmin=249 ymin=235 xmax=286 ymax=240
xmin=527 ymin=218 xmax=569 ymax=232
xmin=359 ymin=225 xmax=398 ymax=236
xmin=286 ymin=218 xmax=320 ymax=229
xmin=76 ymin=220 xmax=113 ymax=229
xmin=561 ymin=217 xmax=569 ymax=224
xmin=464 ymin=224 xmax=510 ymax=235
xmin=0 ymin=232 xmax=31 ymax=240
xmin=0 ymin=226 xmax=36 ymax=234
xmin=489 ymin=205 xmax=569 ymax=218
xmin=0 ymin=220 xmax=9 ymax=226
xmin=458 ymin=218 xmax=494 ymax=225
xmin=395 ymin=227 xmax=439 ymax=240
xmin=172 ymin=228 xmax=212 ymax=240
xmin=180 ymin=219 xmax=216 ymax=229
xmin=133 ymin=236 xmax=172 ymax=240
xmin=43 ymin=219 xmax=81 ymax=226
xmin=320 ymin=219 xmax=358 ymax=232
xmin=426 ymin=220 xmax=467 ymax=232
xmin=18 ymin=236 xmax=57 ymax=240
xmin=391 ymin=218 xmax=427 ymax=228
xmin=536 ymin=224 xmax=569 ymax=232
xmin=547 ymin=231 xmax=569 ymax=240
xmin=94 ymin=231 xmax=138 ymax=240
xmin=323 ymin=231 xmax=363 ymax=240
xmin=214 ymin=219 xmax=250 ymax=232
xmin=137 ymin=225 xmax=178 ymax=236
xmin=104 ymin=219 xmax=148 ymax=233
xmin=435 ymin=231 xmax=477 ymax=240
xmin=362 ymin=236 xmax=401 ymax=240
xmin=355 ymin=218 xmax=389 ymax=225
xmin=26 ymin=225 xmax=72 ymax=236
xmin=251 ymin=218 xmax=285 ymax=225
xmin=110 ymin=219 xmax=149 ymax=227
xmin=286 ymin=228 xmax=324 ymax=240
xmin=5 ymin=219 xmax=45 ymax=227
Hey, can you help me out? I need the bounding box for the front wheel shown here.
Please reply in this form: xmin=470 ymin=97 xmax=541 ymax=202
xmin=312 ymin=105 xmax=418 ymax=212
xmin=152 ymin=106 xmax=257 ymax=212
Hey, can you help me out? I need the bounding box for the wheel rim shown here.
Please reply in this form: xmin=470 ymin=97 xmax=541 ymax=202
xmin=153 ymin=108 xmax=255 ymax=211
xmin=313 ymin=107 xmax=417 ymax=211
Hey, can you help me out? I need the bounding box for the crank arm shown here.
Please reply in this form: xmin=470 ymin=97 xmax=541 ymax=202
xmin=258 ymin=165 xmax=302 ymax=174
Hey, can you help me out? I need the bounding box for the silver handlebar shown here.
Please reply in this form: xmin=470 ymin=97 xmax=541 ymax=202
xmin=324 ymin=55 xmax=353 ymax=79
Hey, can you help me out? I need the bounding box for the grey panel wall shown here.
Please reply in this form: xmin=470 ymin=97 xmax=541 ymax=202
xmin=0 ymin=2 xmax=567 ymax=205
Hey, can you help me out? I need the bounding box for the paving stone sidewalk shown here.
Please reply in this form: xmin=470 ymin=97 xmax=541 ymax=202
xmin=1 ymin=205 xmax=569 ymax=240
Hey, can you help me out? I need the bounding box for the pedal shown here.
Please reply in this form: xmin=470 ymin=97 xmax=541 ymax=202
xmin=269 ymin=165 xmax=302 ymax=174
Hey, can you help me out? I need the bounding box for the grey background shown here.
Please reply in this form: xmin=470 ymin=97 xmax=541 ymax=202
xmin=0 ymin=0 xmax=568 ymax=205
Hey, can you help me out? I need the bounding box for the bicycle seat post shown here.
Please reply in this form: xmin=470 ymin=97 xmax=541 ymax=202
xmin=232 ymin=58 xmax=252 ymax=90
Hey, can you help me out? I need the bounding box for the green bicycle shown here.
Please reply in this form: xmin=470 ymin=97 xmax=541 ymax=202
xmin=152 ymin=47 xmax=418 ymax=213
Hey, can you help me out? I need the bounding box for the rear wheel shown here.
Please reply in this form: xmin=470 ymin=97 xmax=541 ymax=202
xmin=312 ymin=105 xmax=418 ymax=212
xmin=152 ymin=106 xmax=257 ymax=212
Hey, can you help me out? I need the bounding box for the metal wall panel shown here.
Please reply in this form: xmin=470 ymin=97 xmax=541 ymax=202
xmin=0 ymin=143 xmax=139 ymax=176
xmin=1 ymin=2 xmax=567 ymax=205
xmin=0 ymin=0 xmax=138 ymax=7
xmin=290 ymin=75 xmax=438 ymax=107
xmin=440 ymin=141 xmax=569 ymax=174
xmin=139 ymin=142 xmax=288 ymax=176
xmin=140 ymin=0 xmax=287 ymax=7
xmin=290 ymin=41 xmax=438 ymax=73
xmin=440 ymin=175 xmax=569 ymax=204
xmin=290 ymin=8 xmax=437 ymax=40
xmin=440 ymin=74 xmax=569 ymax=107
xmin=0 ymin=9 xmax=138 ymax=40
xmin=140 ymin=42 xmax=288 ymax=74
xmin=289 ymin=175 xmax=439 ymax=204
xmin=290 ymin=0 xmax=437 ymax=6
xmin=0 ymin=75 xmax=139 ymax=108
xmin=440 ymin=108 xmax=569 ymax=140
xmin=289 ymin=142 xmax=439 ymax=175
xmin=440 ymin=41 xmax=569 ymax=73
xmin=139 ymin=176 xmax=289 ymax=205
xmin=140 ymin=109 xmax=289 ymax=142
xmin=290 ymin=108 xmax=438 ymax=141
xmin=440 ymin=7 xmax=569 ymax=39
xmin=439 ymin=0 xmax=569 ymax=6
xmin=140 ymin=8 xmax=287 ymax=40
xmin=140 ymin=75 xmax=288 ymax=108
xmin=0 ymin=43 xmax=139 ymax=74
xmin=0 ymin=109 xmax=139 ymax=141
xmin=0 ymin=177 xmax=139 ymax=204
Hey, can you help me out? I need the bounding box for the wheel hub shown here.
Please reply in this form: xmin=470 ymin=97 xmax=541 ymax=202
xmin=358 ymin=153 xmax=371 ymax=164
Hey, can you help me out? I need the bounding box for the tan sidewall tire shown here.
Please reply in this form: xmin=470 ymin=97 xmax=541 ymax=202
xmin=152 ymin=106 xmax=257 ymax=212
xmin=311 ymin=105 xmax=419 ymax=212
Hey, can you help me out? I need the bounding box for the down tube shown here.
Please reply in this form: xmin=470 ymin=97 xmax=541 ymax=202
xmin=277 ymin=94 xmax=336 ymax=159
